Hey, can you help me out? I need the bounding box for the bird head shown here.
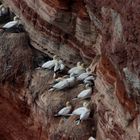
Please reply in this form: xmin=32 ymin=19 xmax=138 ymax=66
xmin=59 ymin=59 xmax=63 ymax=63
xmin=85 ymin=84 xmax=91 ymax=88
xmin=83 ymin=101 xmax=90 ymax=108
xmin=76 ymin=62 xmax=81 ymax=67
xmin=53 ymin=55 xmax=58 ymax=60
xmin=86 ymin=67 xmax=91 ymax=72
xmin=66 ymin=101 xmax=71 ymax=107
xmin=14 ymin=16 xmax=20 ymax=21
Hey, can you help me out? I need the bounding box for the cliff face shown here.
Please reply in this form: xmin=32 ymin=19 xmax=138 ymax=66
xmin=1 ymin=0 xmax=140 ymax=140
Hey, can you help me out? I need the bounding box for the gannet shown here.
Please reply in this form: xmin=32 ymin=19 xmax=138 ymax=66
xmin=72 ymin=84 xmax=93 ymax=100
xmin=49 ymin=74 xmax=77 ymax=91
xmin=68 ymin=62 xmax=81 ymax=74
xmin=77 ymin=68 xmax=92 ymax=81
xmin=53 ymin=59 xmax=65 ymax=78
xmin=69 ymin=63 xmax=86 ymax=77
xmin=54 ymin=59 xmax=65 ymax=72
xmin=2 ymin=16 xmax=21 ymax=29
xmin=66 ymin=73 xmax=77 ymax=87
xmin=71 ymin=102 xmax=90 ymax=125
xmin=84 ymin=75 xmax=96 ymax=86
xmin=41 ymin=55 xmax=58 ymax=69
xmin=49 ymin=75 xmax=69 ymax=86
xmin=54 ymin=101 xmax=72 ymax=117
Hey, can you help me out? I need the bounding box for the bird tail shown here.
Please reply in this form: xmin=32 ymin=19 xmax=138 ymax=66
xmin=48 ymin=88 xmax=54 ymax=92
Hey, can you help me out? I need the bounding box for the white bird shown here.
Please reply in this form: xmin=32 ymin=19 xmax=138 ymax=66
xmin=72 ymin=84 xmax=93 ymax=100
xmin=77 ymin=68 xmax=92 ymax=81
xmin=42 ymin=55 xmax=58 ymax=69
xmin=69 ymin=63 xmax=86 ymax=77
xmin=84 ymin=75 xmax=96 ymax=86
xmin=88 ymin=137 xmax=96 ymax=140
xmin=66 ymin=73 xmax=77 ymax=87
xmin=2 ymin=16 xmax=21 ymax=29
xmin=71 ymin=102 xmax=90 ymax=125
xmin=55 ymin=60 xmax=65 ymax=71
xmin=49 ymin=75 xmax=69 ymax=86
xmin=68 ymin=62 xmax=81 ymax=74
xmin=49 ymin=74 xmax=76 ymax=91
xmin=54 ymin=101 xmax=72 ymax=117
xmin=53 ymin=59 xmax=65 ymax=78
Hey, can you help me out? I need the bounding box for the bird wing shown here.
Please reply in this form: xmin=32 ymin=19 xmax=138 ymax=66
xmin=3 ymin=21 xmax=18 ymax=28
xmin=72 ymin=107 xmax=87 ymax=115
xmin=78 ymin=89 xmax=92 ymax=98
xmin=42 ymin=60 xmax=55 ymax=69
xmin=68 ymin=67 xmax=77 ymax=74
xmin=73 ymin=68 xmax=85 ymax=76
xmin=77 ymin=73 xmax=89 ymax=81
xmin=53 ymin=79 xmax=68 ymax=90
xmin=66 ymin=77 xmax=75 ymax=87
xmin=80 ymin=109 xmax=90 ymax=120
xmin=58 ymin=106 xmax=71 ymax=115
xmin=54 ymin=61 xmax=60 ymax=72
xmin=58 ymin=60 xmax=65 ymax=70
xmin=85 ymin=76 xmax=95 ymax=81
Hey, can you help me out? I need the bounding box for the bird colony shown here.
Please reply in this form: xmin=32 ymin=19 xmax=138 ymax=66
xmin=41 ymin=56 xmax=96 ymax=122
xmin=40 ymin=55 xmax=96 ymax=139
xmin=0 ymin=5 xmax=23 ymax=32
xmin=0 ymin=5 xmax=96 ymax=139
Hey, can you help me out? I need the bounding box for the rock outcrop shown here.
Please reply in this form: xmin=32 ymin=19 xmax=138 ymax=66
xmin=0 ymin=0 xmax=140 ymax=140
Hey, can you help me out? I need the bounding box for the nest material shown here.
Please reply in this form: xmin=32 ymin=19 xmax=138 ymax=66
xmin=28 ymin=69 xmax=96 ymax=139
xmin=0 ymin=32 xmax=33 ymax=83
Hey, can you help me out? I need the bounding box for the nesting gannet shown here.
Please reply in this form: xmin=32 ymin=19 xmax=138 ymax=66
xmin=54 ymin=59 xmax=65 ymax=72
xmin=53 ymin=59 xmax=65 ymax=78
xmin=42 ymin=55 xmax=58 ymax=69
xmin=72 ymin=84 xmax=93 ymax=100
xmin=68 ymin=62 xmax=81 ymax=74
xmin=71 ymin=102 xmax=90 ymax=125
xmin=69 ymin=63 xmax=86 ymax=77
xmin=2 ymin=16 xmax=21 ymax=29
xmin=84 ymin=75 xmax=96 ymax=86
xmin=54 ymin=101 xmax=72 ymax=117
xmin=77 ymin=68 xmax=92 ymax=81
xmin=49 ymin=75 xmax=69 ymax=86
xmin=66 ymin=73 xmax=77 ymax=87
xmin=49 ymin=74 xmax=77 ymax=91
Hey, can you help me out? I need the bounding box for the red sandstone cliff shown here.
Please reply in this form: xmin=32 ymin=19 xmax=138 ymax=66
xmin=0 ymin=0 xmax=140 ymax=140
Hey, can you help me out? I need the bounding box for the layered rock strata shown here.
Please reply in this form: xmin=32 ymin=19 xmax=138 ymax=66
xmin=0 ymin=0 xmax=140 ymax=140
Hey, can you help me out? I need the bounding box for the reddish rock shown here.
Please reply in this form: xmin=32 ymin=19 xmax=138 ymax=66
xmin=1 ymin=0 xmax=140 ymax=140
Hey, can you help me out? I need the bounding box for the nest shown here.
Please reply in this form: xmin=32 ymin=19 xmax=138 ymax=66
xmin=0 ymin=32 xmax=33 ymax=83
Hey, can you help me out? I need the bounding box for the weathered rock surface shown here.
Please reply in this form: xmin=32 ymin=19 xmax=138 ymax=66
xmin=0 ymin=0 xmax=140 ymax=140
